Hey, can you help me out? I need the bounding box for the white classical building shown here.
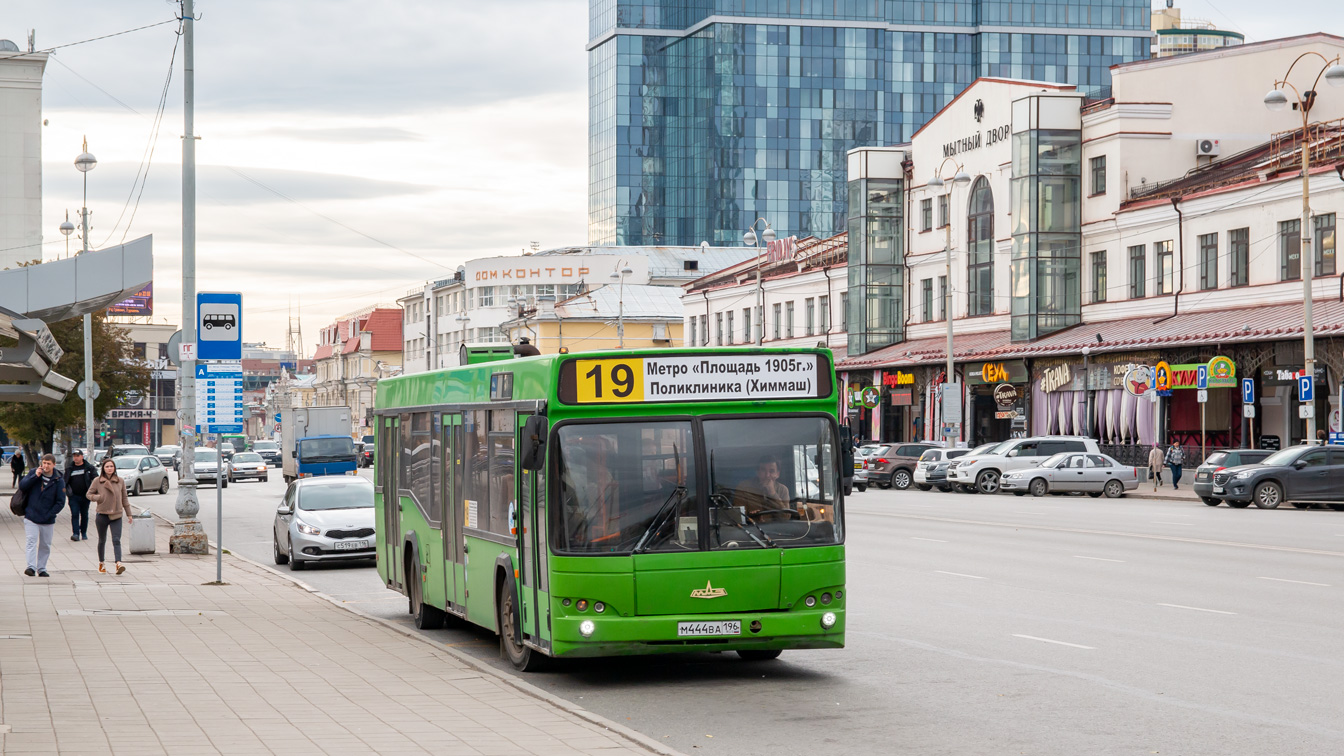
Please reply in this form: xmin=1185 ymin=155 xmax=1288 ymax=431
xmin=0 ymin=39 xmax=47 ymax=271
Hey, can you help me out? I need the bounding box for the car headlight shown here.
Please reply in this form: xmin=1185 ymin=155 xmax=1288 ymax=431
xmin=296 ymin=521 xmax=321 ymax=535
xmin=1233 ymin=471 xmax=1255 ymax=480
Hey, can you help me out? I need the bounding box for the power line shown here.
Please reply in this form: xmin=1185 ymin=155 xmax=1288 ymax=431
xmin=0 ymin=18 xmax=179 ymax=62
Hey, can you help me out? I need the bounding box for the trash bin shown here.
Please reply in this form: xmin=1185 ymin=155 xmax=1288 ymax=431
xmin=130 ymin=508 xmax=156 ymax=555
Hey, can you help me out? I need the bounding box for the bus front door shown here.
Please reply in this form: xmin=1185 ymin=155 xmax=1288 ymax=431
xmin=442 ymin=414 xmax=464 ymax=615
xmin=382 ymin=415 xmax=402 ymax=591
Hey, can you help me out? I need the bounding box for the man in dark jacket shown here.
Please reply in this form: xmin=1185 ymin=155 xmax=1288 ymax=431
xmin=65 ymin=449 xmax=96 ymax=541
xmin=19 ymin=454 xmax=66 ymax=577
xmin=9 ymin=451 xmax=24 ymax=486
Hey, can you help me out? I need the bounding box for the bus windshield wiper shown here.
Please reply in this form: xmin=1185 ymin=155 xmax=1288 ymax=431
xmin=633 ymin=486 xmax=686 ymax=554
xmin=739 ymin=512 xmax=776 ymax=549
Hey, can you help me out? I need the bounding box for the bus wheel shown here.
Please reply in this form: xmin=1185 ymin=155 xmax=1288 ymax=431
xmin=497 ymin=580 xmax=546 ymax=671
xmin=736 ymin=649 xmax=782 ymax=661
xmin=408 ymin=556 xmax=444 ymax=630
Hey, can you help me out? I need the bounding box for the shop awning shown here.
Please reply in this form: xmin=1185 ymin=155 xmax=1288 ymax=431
xmin=836 ymin=329 xmax=1011 ymax=371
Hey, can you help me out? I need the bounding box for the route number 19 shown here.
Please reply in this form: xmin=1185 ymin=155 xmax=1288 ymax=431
xmin=576 ymin=359 xmax=645 ymax=403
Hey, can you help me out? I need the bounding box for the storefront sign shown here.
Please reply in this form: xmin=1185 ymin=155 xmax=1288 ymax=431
xmin=107 ymin=409 xmax=157 ymax=420
xmin=1166 ymin=359 xmax=1237 ymax=390
xmin=1154 ymin=361 xmax=1172 ymax=392
xmin=1039 ymin=364 xmax=1075 ymax=393
xmin=967 ymin=360 xmax=1027 ymax=385
xmin=889 ymin=388 xmax=914 ymax=406
xmin=1123 ymin=365 xmax=1154 ymax=397
xmin=766 ymin=235 xmax=798 ymax=263
xmin=859 ymin=386 xmax=881 ymax=409
xmin=993 ymin=383 xmax=1019 ymax=406
xmin=942 ymin=124 xmax=1010 ymax=159
xmin=995 ymin=409 xmax=1018 ymax=420
xmin=882 ymin=370 xmax=915 ymax=388
xmin=1262 ymin=366 xmax=1327 ymax=385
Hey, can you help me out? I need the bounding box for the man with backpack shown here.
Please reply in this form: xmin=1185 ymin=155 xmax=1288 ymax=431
xmin=17 ymin=454 xmax=66 ymax=577
xmin=9 ymin=451 xmax=24 ymax=486
xmin=1164 ymin=442 xmax=1186 ymax=490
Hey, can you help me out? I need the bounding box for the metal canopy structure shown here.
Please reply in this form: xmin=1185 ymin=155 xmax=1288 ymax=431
xmin=0 ymin=235 xmax=152 ymax=403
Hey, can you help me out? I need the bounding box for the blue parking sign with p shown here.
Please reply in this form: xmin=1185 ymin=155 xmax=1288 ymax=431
xmin=1196 ymin=365 xmax=1208 ymax=390
xmin=1242 ymin=377 xmax=1255 ymax=404
xmin=1299 ymin=374 xmax=1314 ymax=402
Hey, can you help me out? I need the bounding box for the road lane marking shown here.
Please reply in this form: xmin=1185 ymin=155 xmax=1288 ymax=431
xmin=863 ymin=511 xmax=1344 ymax=558
xmin=1012 ymin=634 xmax=1095 ymax=650
xmin=1073 ymin=555 xmax=1125 ymax=563
xmin=1158 ymin=603 xmax=1236 ymax=615
xmin=1257 ymin=576 xmax=1331 ymax=587
xmin=911 ymin=537 xmax=949 ymax=543
xmin=934 ymin=570 xmax=985 ymax=580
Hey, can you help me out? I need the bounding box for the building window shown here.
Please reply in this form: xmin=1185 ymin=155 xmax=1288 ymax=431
xmin=478 ymin=286 xmax=495 ymax=307
xmin=967 ymin=177 xmax=994 ymax=317
xmin=838 ymin=293 xmax=847 ymax=334
xmin=700 ymin=316 xmax=708 ymax=346
xmin=937 ymin=194 xmax=948 ymax=228
xmin=937 ymin=276 xmax=947 ymax=321
xmin=785 ymin=301 xmax=795 ymax=339
xmin=687 ymin=316 xmax=696 ymax=347
xmin=818 ymin=295 xmax=830 ymax=334
xmin=1090 ymin=155 xmax=1106 ymax=196
xmin=726 ymin=310 xmax=734 ymax=345
xmin=1129 ymin=245 xmax=1146 ymax=298
xmin=714 ymin=313 xmax=722 ymax=346
xmin=743 ymin=308 xmax=753 ymax=343
xmin=1198 ymin=233 xmax=1218 ymax=291
xmin=771 ymin=304 xmax=780 ymax=340
xmin=1316 ymin=213 xmax=1336 ymax=276
xmin=753 ymin=306 xmax=761 ymax=344
xmin=921 ymin=279 xmax=933 ymax=322
xmin=1281 ymin=219 xmax=1301 ymax=281
xmin=920 ymin=198 xmax=932 ymax=232
xmin=1229 ymin=227 xmax=1249 ymax=287
xmin=1156 ymin=241 xmax=1174 ymax=295
xmin=1091 ymin=251 xmax=1107 ymax=303
xmin=805 ymin=298 xmax=815 ymax=336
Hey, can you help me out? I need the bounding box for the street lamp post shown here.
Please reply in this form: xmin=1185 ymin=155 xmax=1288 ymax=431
xmin=74 ymin=140 xmax=97 ymax=451
xmin=743 ymin=219 xmax=777 ymax=346
xmin=927 ymin=159 xmax=971 ymax=445
xmin=1082 ymin=345 xmax=1092 ymax=438
xmin=455 ymin=313 xmax=471 ymax=354
xmin=1265 ymin=55 xmax=1344 ymax=444
xmin=609 ymin=261 xmax=634 ymax=348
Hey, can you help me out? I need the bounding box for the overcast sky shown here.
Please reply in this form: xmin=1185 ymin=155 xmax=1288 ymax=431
xmin=3 ymin=1 xmax=1334 ymax=352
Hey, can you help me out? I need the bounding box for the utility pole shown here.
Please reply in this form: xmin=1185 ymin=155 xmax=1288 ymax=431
xmin=170 ymin=0 xmax=206 ymax=554
xmin=78 ymin=143 xmax=95 ymax=451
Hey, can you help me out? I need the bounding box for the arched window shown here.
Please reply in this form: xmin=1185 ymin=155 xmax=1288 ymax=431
xmin=966 ymin=177 xmax=994 ymax=317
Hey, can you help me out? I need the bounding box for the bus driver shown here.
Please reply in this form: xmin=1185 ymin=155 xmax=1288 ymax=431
xmin=734 ymin=455 xmax=792 ymax=523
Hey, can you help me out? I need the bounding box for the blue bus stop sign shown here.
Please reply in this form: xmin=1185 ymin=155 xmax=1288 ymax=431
xmin=197 ymin=292 xmax=243 ymax=361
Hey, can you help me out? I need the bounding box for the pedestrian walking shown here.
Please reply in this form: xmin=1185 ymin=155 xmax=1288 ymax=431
xmin=86 ymin=457 xmax=133 ymax=575
xmin=1147 ymin=445 xmax=1164 ymax=490
xmin=64 ymin=449 xmax=96 ymax=542
xmin=9 ymin=450 xmax=24 ymax=486
xmin=17 ymin=454 xmax=65 ymax=577
xmin=1164 ymin=442 xmax=1185 ymax=490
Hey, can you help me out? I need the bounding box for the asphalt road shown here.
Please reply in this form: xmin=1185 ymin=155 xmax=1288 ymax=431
xmin=143 ymin=470 xmax=1344 ymax=755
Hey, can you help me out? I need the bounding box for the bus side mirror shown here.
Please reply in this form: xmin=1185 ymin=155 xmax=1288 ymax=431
xmin=520 ymin=415 xmax=548 ymax=471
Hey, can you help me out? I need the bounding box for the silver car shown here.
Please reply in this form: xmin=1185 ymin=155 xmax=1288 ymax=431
xmin=227 ymin=452 xmax=270 ymax=483
xmin=999 ymin=452 xmax=1141 ymax=499
xmin=191 ymin=447 xmax=230 ymax=488
xmin=272 ymin=476 xmax=375 ymax=570
xmin=112 ymin=454 xmax=172 ymax=496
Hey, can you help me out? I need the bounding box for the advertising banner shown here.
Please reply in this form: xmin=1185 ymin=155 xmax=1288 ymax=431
xmin=108 ymin=284 xmax=153 ymax=316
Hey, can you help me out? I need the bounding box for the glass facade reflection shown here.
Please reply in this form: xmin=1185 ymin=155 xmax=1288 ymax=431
xmin=846 ymin=178 xmax=904 ymax=355
xmin=589 ymin=1 xmax=1150 ymax=247
xmin=1010 ymin=126 xmax=1082 ymax=341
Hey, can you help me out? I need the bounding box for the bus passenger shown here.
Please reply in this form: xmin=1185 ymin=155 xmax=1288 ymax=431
xmin=734 ymin=455 xmax=791 ymax=522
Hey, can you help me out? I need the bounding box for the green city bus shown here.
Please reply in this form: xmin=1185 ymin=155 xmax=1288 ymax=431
xmin=373 ymin=345 xmax=846 ymax=670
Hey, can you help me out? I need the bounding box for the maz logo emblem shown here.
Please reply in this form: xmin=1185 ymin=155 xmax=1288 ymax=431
xmin=973 ymin=99 xmax=984 ymax=123
xmin=690 ymin=581 xmax=727 ymax=599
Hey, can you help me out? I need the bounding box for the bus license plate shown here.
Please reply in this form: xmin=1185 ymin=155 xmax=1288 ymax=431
xmin=334 ymin=540 xmax=366 ymax=550
xmin=677 ymin=621 xmax=741 ymax=637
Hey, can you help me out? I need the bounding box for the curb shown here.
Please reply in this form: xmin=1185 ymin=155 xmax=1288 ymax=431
xmin=148 ymin=513 xmax=685 ymax=756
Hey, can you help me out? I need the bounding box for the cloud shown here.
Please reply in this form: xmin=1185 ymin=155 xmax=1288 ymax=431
xmin=253 ymin=126 xmax=424 ymax=143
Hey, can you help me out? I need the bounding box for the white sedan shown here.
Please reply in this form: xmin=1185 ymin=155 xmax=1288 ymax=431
xmin=999 ymin=452 xmax=1140 ymax=499
xmin=111 ymin=454 xmax=172 ymax=496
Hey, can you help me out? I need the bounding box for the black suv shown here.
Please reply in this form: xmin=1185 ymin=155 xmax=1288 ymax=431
xmin=1194 ymin=449 xmax=1273 ymax=505
xmin=1213 ymin=445 xmax=1344 ymax=509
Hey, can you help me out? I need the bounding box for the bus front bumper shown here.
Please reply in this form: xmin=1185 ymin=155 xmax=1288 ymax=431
xmin=549 ymin=607 xmax=846 ymax=658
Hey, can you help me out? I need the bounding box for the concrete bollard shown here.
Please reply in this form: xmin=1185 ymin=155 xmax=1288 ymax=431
xmin=130 ymin=507 xmax=156 ymax=554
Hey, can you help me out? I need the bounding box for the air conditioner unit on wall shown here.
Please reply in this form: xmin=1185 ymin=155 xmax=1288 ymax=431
xmin=1195 ymin=137 xmax=1221 ymax=157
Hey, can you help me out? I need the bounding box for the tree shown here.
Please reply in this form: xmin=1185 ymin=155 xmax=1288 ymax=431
xmin=0 ymin=311 xmax=151 ymax=456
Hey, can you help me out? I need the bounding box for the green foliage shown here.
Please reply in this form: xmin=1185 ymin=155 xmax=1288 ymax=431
xmin=0 ymin=312 xmax=152 ymax=452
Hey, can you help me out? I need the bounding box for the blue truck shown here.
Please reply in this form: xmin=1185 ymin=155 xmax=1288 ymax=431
xmin=280 ymin=407 xmax=358 ymax=484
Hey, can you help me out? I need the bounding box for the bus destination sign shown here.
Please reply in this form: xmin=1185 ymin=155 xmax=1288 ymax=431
xmin=562 ymin=353 xmax=829 ymax=405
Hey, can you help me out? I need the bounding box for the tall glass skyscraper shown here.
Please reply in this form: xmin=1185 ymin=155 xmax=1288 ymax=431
xmin=588 ymin=1 xmax=1150 ymax=247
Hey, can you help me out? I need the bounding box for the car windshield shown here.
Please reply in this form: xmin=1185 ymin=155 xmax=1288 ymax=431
xmin=1039 ymin=453 xmax=1073 ymax=469
xmin=113 ymin=457 xmax=140 ymax=470
xmin=234 ymin=453 xmax=262 ymax=463
xmin=298 ymin=437 xmax=356 ymax=461
xmin=983 ymin=440 xmax=1018 ymax=455
xmin=918 ymin=450 xmax=941 ymax=462
xmin=152 ymin=446 xmax=178 ymax=455
xmin=195 ymin=449 xmax=218 ymax=463
xmin=1204 ymin=452 xmax=1227 ymax=467
xmin=1260 ymin=447 xmax=1305 ymax=466
xmin=858 ymin=445 xmax=882 ymax=456
xmin=112 ymin=446 xmax=148 ymax=457
xmin=252 ymin=442 xmax=278 ymax=451
xmin=298 ymin=481 xmax=374 ymax=510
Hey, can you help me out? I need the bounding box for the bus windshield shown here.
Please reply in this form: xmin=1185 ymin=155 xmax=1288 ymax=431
xmin=554 ymin=416 xmax=841 ymax=554
xmin=298 ymin=437 xmax=356 ymax=462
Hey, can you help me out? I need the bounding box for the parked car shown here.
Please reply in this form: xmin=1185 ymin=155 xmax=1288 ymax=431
xmin=192 ymin=447 xmax=230 ymax=488
xmin=110 ymin=444 xmax=151 ymax=459
xmin=866 ymin=442 xmax=940 ymax=490
xmin=90 ymin=448 xmax=109 ymax=465
xmin=152 ymin=445 xmax=181 ymax=468
xmin=914 ymin=448 xmax=971 ymax=491
xmin=1193 ymin=448 xmax=1273 ymax=505
xmin=228 ymin=452 xmax=270 ymax=483
xmin=359 ymin=443 xmax=376 ymax=468
xmin=251 ymin=440 xmax=282 ymax=467
xmin=272 ymin=476 xmax=376 ymax=570
xmin=112 ymin=454 xmax=172 ymax=496
xmin=999 ymin=452 xmax=1140 ymax=498
xmin=1212 ymin=445 xmax=1344 ymax=509
xmin=852 ymin=444 xmax=884 ymax=490
xmin=949 ymin=436 xmax=1101 ymax=494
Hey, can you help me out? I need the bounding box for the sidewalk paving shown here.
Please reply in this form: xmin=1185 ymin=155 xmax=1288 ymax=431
xmin=0 ymin=492 xmax=674 ymax=756
xmin=1127 ymin=478 xmax=1204 ymax=503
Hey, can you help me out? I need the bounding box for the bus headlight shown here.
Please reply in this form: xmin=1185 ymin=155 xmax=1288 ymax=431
xmin=579 ymin=619 xmax=596 ymax=637
xmin=820 ymin=612 xmax=837 ymax=629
